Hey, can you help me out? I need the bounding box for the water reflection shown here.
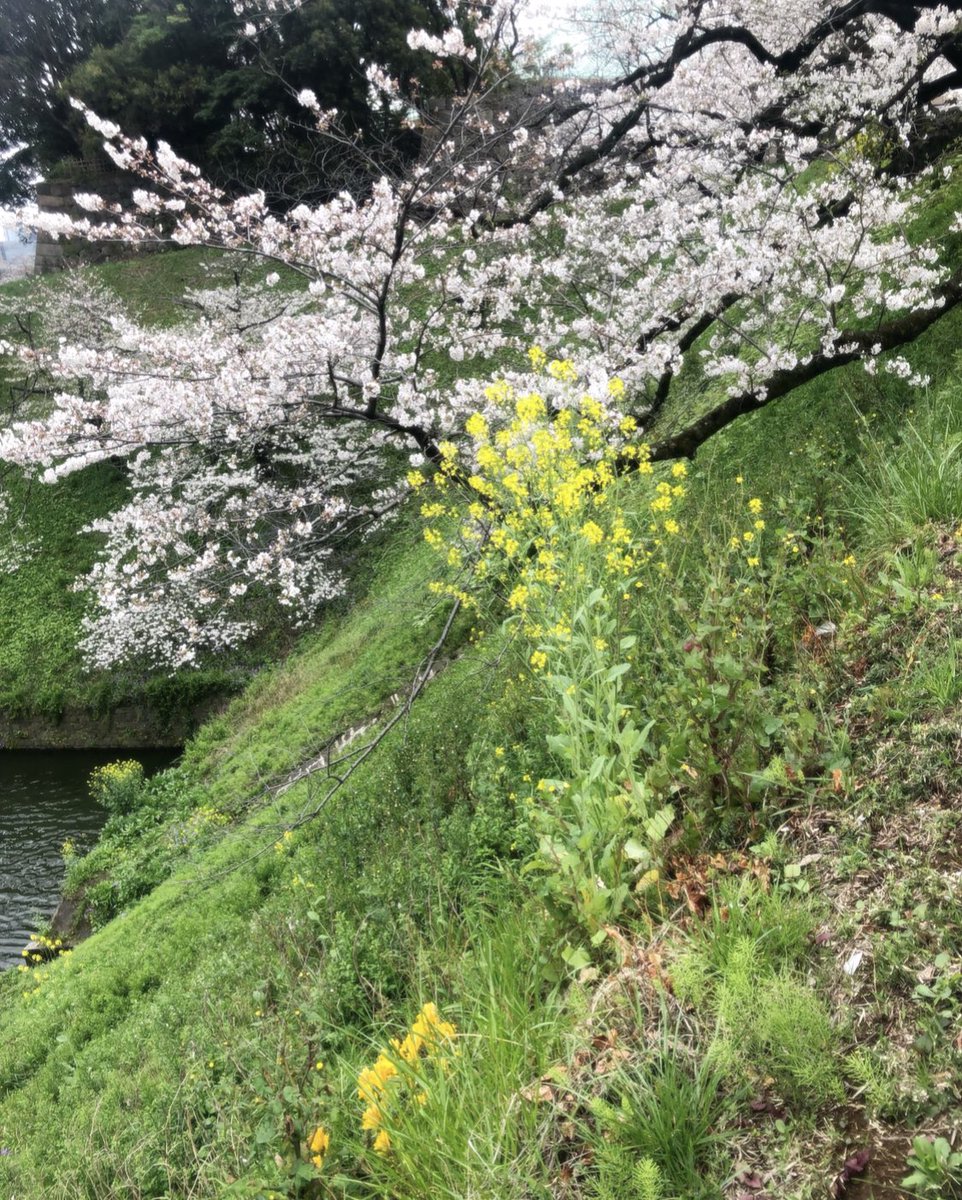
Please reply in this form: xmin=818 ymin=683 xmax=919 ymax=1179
xmin=0 ymin=750 xmax=175 ymax=967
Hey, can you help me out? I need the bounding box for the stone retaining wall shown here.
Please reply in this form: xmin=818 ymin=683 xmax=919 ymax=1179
xmin=34 ymin=167 xmax=143 ymax=273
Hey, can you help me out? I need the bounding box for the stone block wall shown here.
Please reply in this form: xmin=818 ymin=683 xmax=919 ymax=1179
xmin=34 ymin=166 xmax=143 ymax=273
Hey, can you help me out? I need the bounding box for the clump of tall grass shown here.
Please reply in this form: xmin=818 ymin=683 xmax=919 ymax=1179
xmin=847 ymin=389 xmax=962 ymax=551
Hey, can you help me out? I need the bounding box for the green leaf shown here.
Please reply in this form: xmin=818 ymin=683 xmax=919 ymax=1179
xmin=587 ymin=754 xmax=608 ymax=783
xmin=562 ymin=944 xmax=592 ymax=971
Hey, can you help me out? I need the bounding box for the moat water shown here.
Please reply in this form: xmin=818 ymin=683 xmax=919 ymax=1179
xmin=0 ymin=750 xmax=174 ymax=967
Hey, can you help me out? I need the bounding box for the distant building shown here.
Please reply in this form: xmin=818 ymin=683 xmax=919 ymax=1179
xmin=0 ymin=221 xmax=37 ymax=280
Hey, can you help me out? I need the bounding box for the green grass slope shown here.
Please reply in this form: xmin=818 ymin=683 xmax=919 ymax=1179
xmin=0 ymin=514 xmax=522 ymax=1197
xmin=4 ymin=182 xmax=962 ymax=1198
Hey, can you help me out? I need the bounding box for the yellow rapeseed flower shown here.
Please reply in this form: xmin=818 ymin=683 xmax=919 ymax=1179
xmin=548 ymin=358 xmax=577 ymax=382
xmin=515 ymin=392 xmax=546 ymax=423
xmin=580 ymin=520 xmax=604 ymax=545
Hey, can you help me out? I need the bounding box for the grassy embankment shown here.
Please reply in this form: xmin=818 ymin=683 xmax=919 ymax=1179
xmin=2 ymin=168 xmax=962 ymax=1198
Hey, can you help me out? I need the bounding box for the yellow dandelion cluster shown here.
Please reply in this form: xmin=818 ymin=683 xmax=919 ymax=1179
xmin=307 ymin=1125 xmax=330 ymax=1172
xmin=358 ymin=1003 xmax=458 ymax=1155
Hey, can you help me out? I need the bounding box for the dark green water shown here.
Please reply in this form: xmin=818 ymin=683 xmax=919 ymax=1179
xmin=0 ymin=750 xmax=175 ymax=967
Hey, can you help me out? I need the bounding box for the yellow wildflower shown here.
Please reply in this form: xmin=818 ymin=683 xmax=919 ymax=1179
xmin=361 ymin=1104 xmax=383 ymax=1130
xmin=548 ymin=358 xmax=577 ymax=382
xmin=580 ymin=520 xmax=604 ymax=545
xmin=515 ymin=392 xmax=546 ymax=423
xmin=476 ymin=444 xmax=500 ymax=471
xmin=507 ymin=584 xmax=529 ymax=610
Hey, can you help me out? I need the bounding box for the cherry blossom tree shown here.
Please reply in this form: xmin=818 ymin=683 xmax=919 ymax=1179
xmin=4 ymin=0 xmax=962 ymax=667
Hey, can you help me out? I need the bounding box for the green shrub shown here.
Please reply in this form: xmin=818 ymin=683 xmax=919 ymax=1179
xmin=590 ymin=1146 xmax=663 ymax=1200
xmin=903 ymin=1136 xmax=962 ymax=1198
xmin=88 ymin=758 xmax=145 ymax=815
xmin=589 ymin=1032 xmax=733 ymax=1200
